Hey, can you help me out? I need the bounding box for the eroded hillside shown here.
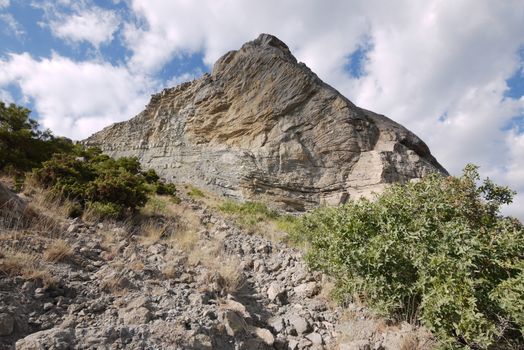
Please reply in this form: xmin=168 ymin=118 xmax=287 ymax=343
xmin=0 ymin=181 xmax=434 ymax=349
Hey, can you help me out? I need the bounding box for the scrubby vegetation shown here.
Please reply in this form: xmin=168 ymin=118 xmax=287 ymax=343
xmin=292 ymin=165 xmax=523 ymax=349
xmin=0 ymin=101 xmax=177 ymax=220
xmin=186 ymin=185 xmax=205 ymax=198
xmin=218 ymin=199 xmax=298 ymax=240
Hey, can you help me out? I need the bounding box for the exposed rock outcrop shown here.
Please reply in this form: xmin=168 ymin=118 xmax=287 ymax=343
xmin=85 ymin=34 xmax=447 ymax=210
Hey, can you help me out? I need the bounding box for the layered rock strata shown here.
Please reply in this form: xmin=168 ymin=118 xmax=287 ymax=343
xmin=85 ymin=34 xmax=447 ymax=210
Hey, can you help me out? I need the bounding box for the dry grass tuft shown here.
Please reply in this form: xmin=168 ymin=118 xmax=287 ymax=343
xmin=0 ymin=250 xmax=38 ymax=276
xmin=130 ymin=259 xmax=145 ymax=271
xmin=162 ymin=263 xmax=177 ymax=279
xmin=28 ymin=269 xmax=59 ymax=288
xmin=0 ymin=249 xmax=57 ymax=287
xmin=216 ymin=256 xmax=243 ymax=294
xmin=138 ymin=221 xmax=167 ymax=246
xmin=170 ymin=229 xmax=199 ymax=252
xmin=100 ymin=266 xmax=132 ymax=294
xmin=43 ymin=239 xmax=73 ymax=263
xmin=400 ymin=332 xmax=421 ymax=350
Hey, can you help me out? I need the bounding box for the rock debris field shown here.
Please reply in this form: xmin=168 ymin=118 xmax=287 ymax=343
xmin=0 ymin=190 xmax=433 ymax=350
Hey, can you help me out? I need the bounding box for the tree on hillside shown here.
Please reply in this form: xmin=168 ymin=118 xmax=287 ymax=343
xmin=0 ymin=101 xmax=73 ymax=173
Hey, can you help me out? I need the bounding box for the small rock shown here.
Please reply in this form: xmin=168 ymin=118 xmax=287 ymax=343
xmin=297 ymin=338 xmax=312 ymax=349
xmin=224 ymin=298 xmax=250 ymax=318
xmin=147 ymin=243 xmax=166 ymax=255
xmin=267 ymin=283 xmax=287 ymax=304
xmin=253 ymin=327 xmax=275 ymax=346
xmin=268 ymin=316 xmax=285 ymax=333
xmin=288 ymin=339 xmax=299 ymax=350
xmin=0 ymin=313 xmax=14 ymax=336
xmin=254 ymin=259 xmax=266 ymax=272
xmin=287 ymin=314 xmax=310 ymax=335
xmin=221 ymin=310 xmax=246 ymax=337
xmin=256 ymin=243 xmax=271 ymax=254
xmin=294 ymin=282 xmax=320 ymax=299
xmin=43 ymin=302 xmax=54 ymax=311
xmin=34 ymin=287 xmax=45 ymax=299
xmin=242 ymin=242 xmax=254 ymax=254
xmin=306 ymin=332 xmax=323 ymax=345
xmin=177 ymin=273 xmax=193 ymax=283
xmin=16 ymin=328 xmax=74 ymax=350
xmin=190 ymin=333 xmax=212 ymax=349
xmin=22 ymin=281 xmax=34 ymax=292
xmin=67 ymin=224 xmax=78 ymax=234
xmin=188 ymin=293 xmax=203 ymax=305
xmin=119 ymin=307 xmax=151 ymax=325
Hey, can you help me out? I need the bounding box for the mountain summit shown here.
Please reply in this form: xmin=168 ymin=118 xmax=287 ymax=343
xmin=85 ymin=34 xmax=447 ymax=210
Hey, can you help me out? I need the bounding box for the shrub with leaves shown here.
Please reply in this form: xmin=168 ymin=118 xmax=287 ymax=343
xmin=293 ymin=165 xmax=523 ymax=348
xmin=33 ymin=151 xmax=149 ymax=218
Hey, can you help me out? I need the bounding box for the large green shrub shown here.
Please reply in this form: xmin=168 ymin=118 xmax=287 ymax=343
xmin=33 ymin=151 xmax=149 ymax=218
xmin=294 ymin=165 xmax=523 ymax=348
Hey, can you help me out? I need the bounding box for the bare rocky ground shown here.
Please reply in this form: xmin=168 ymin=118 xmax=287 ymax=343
xmin=0 ymin=186 xmax=435 ymax=350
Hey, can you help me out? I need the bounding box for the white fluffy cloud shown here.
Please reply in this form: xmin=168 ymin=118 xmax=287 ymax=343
xmin=33 ymin=0 xmax=120 ymax=48
xmin=0 ymin=0 xmax=9 ymax=9
xmin=0 ymin=53 xmax=153 ymax=139
xmin=49 ymin=7 xmax=119 ymax=48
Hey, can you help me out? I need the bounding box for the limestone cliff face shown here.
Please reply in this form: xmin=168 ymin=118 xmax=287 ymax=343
xmin=85 ymin=34 xmax=447 ymax=210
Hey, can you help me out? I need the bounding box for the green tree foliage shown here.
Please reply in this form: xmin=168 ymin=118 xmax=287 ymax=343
xmin=0 ymin=101 xmax=73 ymax=173
xmin=33 ymin=151 xmax=149 ymax=218
xmin=0 ymin=101 xmax=177 ymax=219
xmin=294 ymin=165 xmax=523 ymax=348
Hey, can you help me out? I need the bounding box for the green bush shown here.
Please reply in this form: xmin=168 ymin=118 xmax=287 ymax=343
xmin=85 ymin=201 xmax=122 ymax=220
xmin=0 ymin=101 xmax=73 ymax=173
xmin=85 ymin=168 xmax=148 ymax=210
xmin=142 ymin=169 xmax=160 ymax=184
xmin=155 ymin=182 xmax=177 ymax=196
xmin=294 ymin=165 xmax=523 ymax=348
xmin=33 ymin=152 xmax=149 ymax=217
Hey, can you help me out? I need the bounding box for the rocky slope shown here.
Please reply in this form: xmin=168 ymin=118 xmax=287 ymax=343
xmin=0 ymin=187 xmax=435 ymax=349
xmin=85 ymin=34 xmax=447 ymax=210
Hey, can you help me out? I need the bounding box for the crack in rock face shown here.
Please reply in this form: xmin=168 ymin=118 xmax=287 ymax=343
xmin=84 ymin=34 xmax=447 ymax=210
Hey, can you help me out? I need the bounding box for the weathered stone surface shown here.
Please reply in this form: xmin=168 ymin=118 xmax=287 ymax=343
xmin=267 ymin=282 xmax=287 ymax=304
xmin=15 ymin=328 xmax=74 ymax=350
xmin=0 ymin=182 xmax=34 ymax=228
xmin=253 ymin=327 xmax=275 ymax=346
xmin=306 ymin=332 xmax=323 ymax=345
xmin=294 ymin=282 xmax=320 ymax=299
xmin=85 ymin=34 xmax=447 ymax=210
xmin=220 ymin=310 xmax=246 ymax=337
xmin=0 ymin=313 xmax=14 ymax=336
xmin=287 ymin=314 xmax=310 ymax=335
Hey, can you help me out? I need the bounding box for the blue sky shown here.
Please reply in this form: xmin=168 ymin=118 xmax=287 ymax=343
xmin=0 ymin=0 xmax=523 ymax=219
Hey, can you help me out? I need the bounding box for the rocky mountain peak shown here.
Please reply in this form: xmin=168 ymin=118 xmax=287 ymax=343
xmin=213 ymin=34 xmax=295 ymax=76
xmin=85 ymin=34 xmax=447 ymax=210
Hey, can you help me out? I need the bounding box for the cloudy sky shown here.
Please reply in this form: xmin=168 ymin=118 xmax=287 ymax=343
xmin=0 ymin=0 xmax=523 ymax=218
